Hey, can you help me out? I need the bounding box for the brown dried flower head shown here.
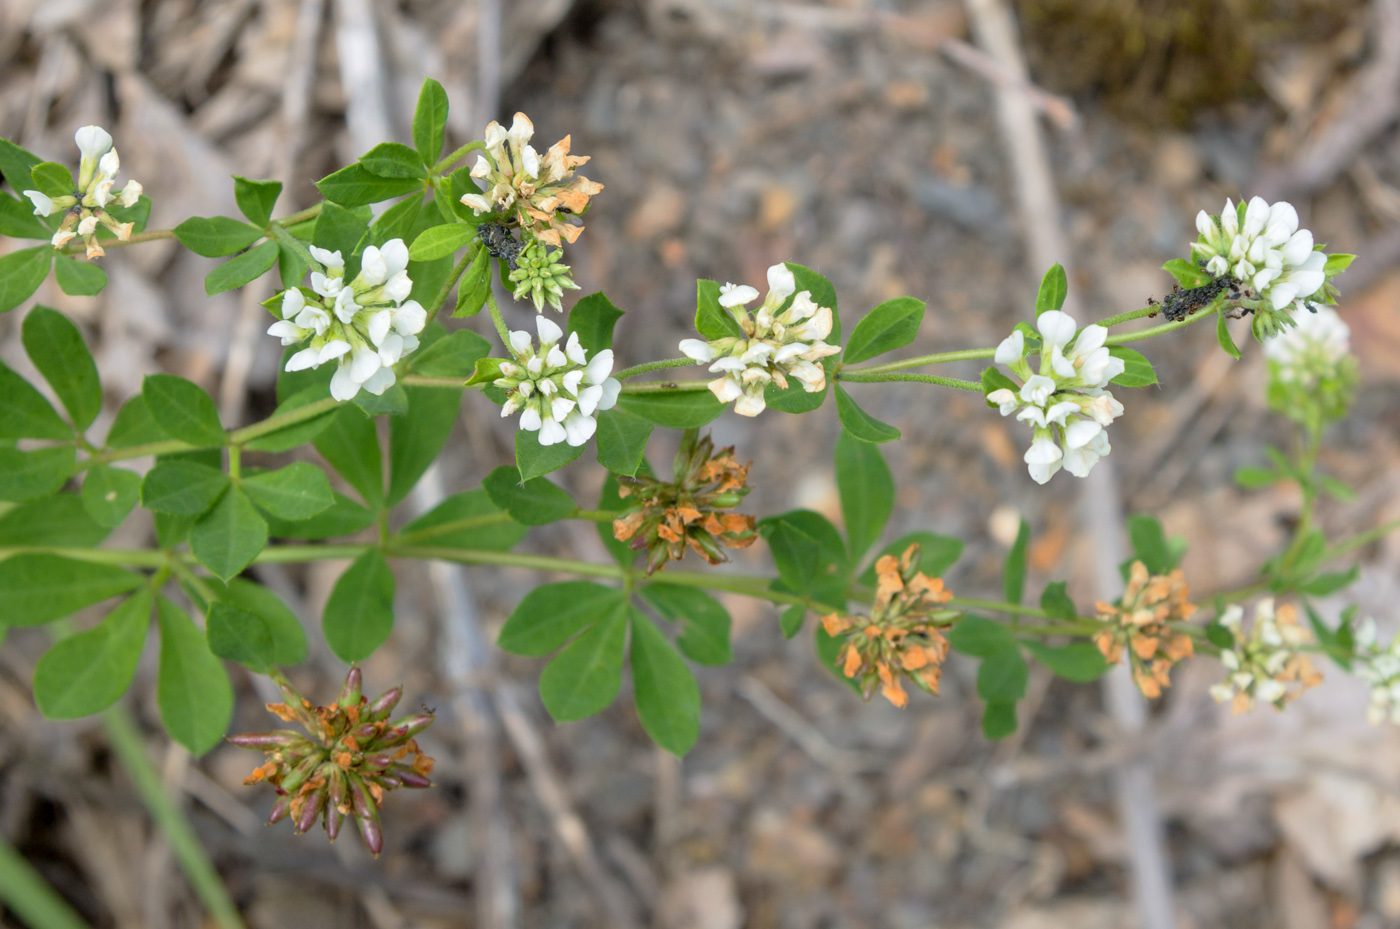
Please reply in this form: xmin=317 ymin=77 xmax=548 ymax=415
xmin=613 ymin=431 xmax=757 ymax=574
xmin=821 ymin=544 xmax=957 ymax=708
xmin=229 ymin=667 xmax=434 ymax=856
xmin=1093 ymin=560 xmax=1196 ymax=698
xmin=458 ymin=112 xmax=604 ymax=247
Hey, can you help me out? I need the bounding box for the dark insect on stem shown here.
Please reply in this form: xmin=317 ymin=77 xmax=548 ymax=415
xmin=478 ymin=223 xmax=524 ymax=270
xmin=1159 ymin=275 xmax=1247 ymax=322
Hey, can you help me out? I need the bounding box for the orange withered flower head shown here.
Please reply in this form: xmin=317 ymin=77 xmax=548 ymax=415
xmin=228 ymin=667 xmax=435 ymax=856
xmin=1094 ymin=560 xmax=1197 ymax=698
xmin=821 ymin=544 xmax=957 ymax=708
xmin=613 ymin=430 xmax=758 ymax=574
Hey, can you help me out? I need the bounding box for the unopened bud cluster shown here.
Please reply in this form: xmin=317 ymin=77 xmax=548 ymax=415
xmin=821 ymin=544 xmax=957 ymax=708
xmin=613 ymin=431 xmax=757 ymax=573
xmin=1094 ymin=561 xmax=1196 ymax=698
xmin=1210 ymin=599 xmax=1321 ymax=712
xmin=24 ymin=126 xmax=142 ymax=259
xmin=497 ymin=315 xmax=620 ymax=447
xmin=509 ymin=240 xmax=580 ymax=313
xmin=987 ymin=310 xmax=1125 ymax=484
xmin=269 ymin=240 xmax=427 ymax=401
xmin=679 ymin=264 xmax=839 ymax=417
xmin=230 ymin=667 xmax=434 ymax=856
xmin=1263 ymin=304 xmax=1357 ymax=423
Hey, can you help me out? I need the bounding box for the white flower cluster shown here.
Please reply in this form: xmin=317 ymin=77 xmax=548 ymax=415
xmin=268 ymin=240 xmax=427 ymax=402
xmin=1192 ymin=197 xmax=1326 ymax=317
xmin=497 ymin=316 xmax=620 ymax=447
xmin=1353 ymin=618 xmax=1400 ymax=725
xmin=1209 ymin=599 xmax=1321 ymax=712
xmin=986 ymin=311 xmax=1125 ymax=484
xmin=1262 ymin=304 xmax=1350 ymax=388
xmin=678 ymin=264 xmax=839 ymax=418
xmin=23 ymin=126 xmax=143 ymax=258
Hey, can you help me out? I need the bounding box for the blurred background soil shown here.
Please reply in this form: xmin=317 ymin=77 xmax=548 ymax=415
xmin=4 ymin=0 xmax=1400 ymax=926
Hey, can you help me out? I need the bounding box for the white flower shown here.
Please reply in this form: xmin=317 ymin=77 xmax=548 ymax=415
xmin=309 ymin=246 xmax=344 ymax=272
xmin=74 ymin=125 xmax=113 ymax=162
xmin=994 ymin=330 xmax=1025 ymax=366
xmin=1210 ymin=599 xmax=1321 ymax=713
xmin=719 ymin=283 xmax=759 ymax=308
xmin=23 ymin=190 xmax=55 ymax=216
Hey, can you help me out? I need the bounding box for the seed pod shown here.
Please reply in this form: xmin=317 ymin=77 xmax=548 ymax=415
xmin=325 ymin=802 xmax=343 ymax=842
xmin=337 ymin=666 xmax=363 ymax=707
xmin=294 ymin=789 xmax=326 ymax=834
xmin=391 ymin=765 xmax=432 ymax=789
xmin=364 ymin=686 xmax=403 ymax=721
xmin=349 ymin=721 xmax=381 ymax=744
xmin=278 ymin=752 xmax=324 ymax=796
xmin=355 ymin=805 xmax=383 ymax=856
xmin=268 ymin=794 xmax=291 ymax=825
xmin=385 ymin=714 xmax=434 ymax=740
xmin=346 ymin=773 xmax=376 ymax=819
xmin=226 ymin=730 xmax=307 ymax=751
xmin=362 ymin=753 xmax=395 ymax=772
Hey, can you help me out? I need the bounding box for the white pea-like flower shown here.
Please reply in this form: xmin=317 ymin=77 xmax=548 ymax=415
xmin=496 ymin=315 xmax=620 ymax=447
xmin=1262 ymin=305 xmax=1350 ymax=387
xmin=1208 ymin=600 xmax=1321 ymax=713
xmin=22 ymin=125 xmax=142 ymax=259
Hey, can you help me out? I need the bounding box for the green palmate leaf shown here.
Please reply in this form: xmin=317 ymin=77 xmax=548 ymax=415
xmin=977 ymin=647 xmax=1029 ymax=702
xmin=1108 ymin=346 xmax=1157 ymax=387
xmin=314 ymin=202 xmax=370 ymax=268
xmin=155 ymin=596 xmax=233 ymax=755
xmin=595 ymin=407 xmax=653 ymax=477
xmin=981 ymin=366 xmax=1019 ymax=407
xmin=453 ymin=245 xmax=492 ymax=317
xmin=314 ymin=406 xmax=383 ymax=507
xmin=498 ymin=581 xmax=628 ymax=656
xmin=323 ymin=550 xmax=395 ymax=662
xmin=408 ymin=253 xmax=452 ymax=306
xmin=316 ymin=163 xmax=423 ymax=208
xmin=408 ymin=223 xmax=475 ymax=261
xmin=1317 ymin=474 xmax=1357 ymax=502
xmin=982 ymin=701 xmax=1018 ymax=740
xmin=242 ymin=386 xmax=337 ymax=452
xmin=1035 ymin=264 xmax=1068 ymax=316
xmin=0 ymin=554 xmax=142 ymax=627
xmin=1216 ymin=309 xmax=1241 ymax=359
xmin=27 ymin=162 xmax=73 ymax=197
xmin=153 ymin=511 xmax=195 ymax=550
xmin=23 ymin=306 xmax=101 ymax=430
xmin=233 ymin=176 xmax=282 ymax=227
xmin=1234 ymin=466 xmax=1279 ymax=489
xmin=515 ymin=429 xmax=585 ymax=481
xmin=211 ymin=578 xmax=306 ymax=665
xmin=0 ymin=446 xmax=76 ymax=501
xmin=780 ymin=604 xmax=805 ymax=638
xmin=1003 ymin=518 xmax=1030 ymax=605
xmin=948 ymin=615 xmax=1017 ymax=657
xmin=53 ymin=257 xmax=107 ymax=296
xmin=277 ymin=245 xmax=307 ymax=288
xmin=80 ymin=465 xmax=141 ymax=528
xmin=1038 ymin=581 xmax=1078 ymax=622
xmin=205 ymin=239 xmax=279 ymax=295
xmin=759 ymin=510 xmax=847 ymax=602
xmin=629 ymin=609 xmax=702 ymax=755
xmin=0 ymin=191 xmax=50 ymax=238
xmin=568 ymin=292 xmax=625 ymax=353
xmin=539 ymin=599 xmax=628 ymax=722
xmin=142 ymin=374 xmax=226 ymax=446
xmin=105 ymin=395 xmax=167 ymax=448
xmin=172 ymin=216 xmax=265 ymax=257
xmin=360 ymin=142 xmax=428 ymax=180
xmin=263 ymin=491 xmax=375 ymax=541
xmin=835 ymin=431 xmax=894 ymax=558
xmin=615 ymin=390 xmax=724 ymax=429
xmin=1023 ymin=641 xmax=1110 ymax=682
xmin=695 ymin=278 xmax=745 ymax=340
xmin=241 ymin=462 xmax=335 ymax=520
xmin=483 ymin=465 xmax=577 ymax=525
xmin=834 ymin=385 xmax=900 ymax=443
xmin=842 ymin=296 xmax=925 ymax=365
xmin=1126 ymin=514 xmax=1183 ymax=574
xmin=34 ymin=589 xmax=154 ymax=719
xmin=0 ymin=247 xmax=51 ymax=313
xmin=205 ymin=602 xmax=274 ymax=672
xmin=1162 ymin=258 xmax=1210 ymax=289
xmin=413 ymin=78 xmax=449 ymax=164
xmin=140 ymin=460 xmax=229 ymax=515
xmin=0 ymin=360 xmax=70 ymax=439
xmin=859 ymin=532 xmax=963 ymax=586
xmin=407 ymin=328 xmax=491 ymax=378
xmin=0 ymin=493 xmax=108 ymax=546
xmin=353 ymin=384 xmax=409 ymax=417
xmin=399 ymin=488 xmax=526 ymax=551
xmin=388 ymin=386 xmax=461 ymax=505
xmin=190 ymin=487 xmax=268 ymax=580
xmin=639 ymin=584 xmax=732 ymax=665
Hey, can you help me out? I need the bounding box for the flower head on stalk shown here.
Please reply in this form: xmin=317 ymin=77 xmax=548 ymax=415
xmin=1352 ymin=617 xmax=1400 ymax=725
xmin=1209 ymin=599 xmax=1322 ymax=713
xmin=459 ymin=112 xmax=603 ymax=248
xmin=612 ymin=431 xmax=757 ymax=573
xmin=268 ymin=240 xmax=427 ymax=401
xmin=1263 ymin=304 xmax=1358 ymax=423
xmin=985 ymin=310 xmax=1125 ymax=484
xmin=496 ymin=315 xmax=620 ymax=447
xmin=229 ymin=667 xmax=435 ymax=856
xmin=23 ymin=125 xmax=143 ymax=259
xmin=821 ymin=544 xmax=957 ymax=708
xmin=1094 ymin=561 xmax=1196 ymax=698
xmin=1190 ymin=196 xmax=1349 ymax=340
xmin=678 ymin=264 xmax=839 ymax=417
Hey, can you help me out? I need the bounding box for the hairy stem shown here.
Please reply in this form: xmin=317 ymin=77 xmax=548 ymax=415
xmin=1096 ymin=305 xmax=1158 ymax=328
xmin=486 ymin=288 xmax=510 ymax=345
xmin=838 ymin=372 xmax=982 ymax=392
xmin=431 ymin=140 xmax=487 ymax=176
xmin=614 ymin=357 xmax=697 ymax=381
xmin=428 ymin=241 xmax=480 ymax=316
xmin=842 ymin=347 xmax=995 ymax=376
xmin=618 ymin=379 xmax=712 ymax=394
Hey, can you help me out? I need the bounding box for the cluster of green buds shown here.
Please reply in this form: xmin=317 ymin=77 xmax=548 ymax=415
xmin=23 ymin=125 xmax=142 ymax=259
xmin=229 ymin=667 xmax=435 ymax=856
xmin=508 ymin=239 xmax=580 ymax=313
xmin=613 ymin=431 xmax=758 ymax=573
xmin=1263 ymin=304 xmax=1358 ymax=424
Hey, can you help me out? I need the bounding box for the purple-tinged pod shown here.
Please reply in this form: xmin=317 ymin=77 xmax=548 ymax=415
xmin=325 ymin=803 xmax=344 ymax=842
xmin=348 ymin=722 xmax=382 ymax=744
xmin=369 ymin=772 xmax=403 ymax=789
xmin=390 ymin=765 xmax=432 ymax=789
xmin=226 ymin=730 xmax=307 ymax=751
xmin=364 ymin=686 xmax=402 ymax=721
xmin=362 ymin=753 xmax=395 ymax=772
xmin=268 ymin=794 xmax=291 ymax=825
xmin=338 ymin=666 xmax=363 ymax=707
xmin=327 ymin=767 xmax=348 ymax=813
xmin=294 ymin=788 xmax=327 ymax=834
xmin=278 ymin=752 xmax=324 ymax=796
xmin=355 ymin=806 xmax=383 ymax=856
xmin=387 ymin=714 xmax=435 ymax=738
xmin=346 ymin=772 xmax=375 ymax=820
xmin=374 ymin=724 xmax=410 ymax=747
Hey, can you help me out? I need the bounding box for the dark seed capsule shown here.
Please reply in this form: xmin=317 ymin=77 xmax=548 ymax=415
xmin=386 ymin=714 xmax=435 ymax=739
xmin=362 ymin=753 xmax=396 ymax=771
xmin=294 ymin=789 xmax=326 ymax=834
xmin=279 ymin=753 xmax=324 ymax=795
xmin=391 ymin=765 xmax=432 ymax=789
xmin=346 ymin=773 xmax=375 ymax=819
xmin=355 ymin=809 xmax=384 ymax=857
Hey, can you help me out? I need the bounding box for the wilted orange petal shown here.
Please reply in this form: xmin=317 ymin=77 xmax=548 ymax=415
xmin=842 ymin=645 xmax=864 ymax=678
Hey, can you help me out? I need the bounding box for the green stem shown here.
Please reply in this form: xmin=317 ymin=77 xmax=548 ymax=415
xmin=101 ymin=707 xmax=246 ymax=929
xmin=168 ymin=558 xmax=219 ymax=609
xmin=1323 ymin=517 xmax=1400 ymax=563
xmin=486 ymin=288 xmax=510 ymax=345
xmin=428 ymin=242 xmax=480 ymax=316
xmin=401 ymin=375 xmax=469 ymax=389
xmin=227 ymin=445 xmax=241 ymax=481
xmin=0 ymin=547 xmax=167 ymax=567
xmin=619 ymin=379 xmax=712 ymax=394
xmin=650 ymin=570 xmax=842 ymax=612
xmin=1104 ymin=309 xmax=1214 ymax=346
xmin=60 ymin=229 xmax=176 ymax=254
xmin=431 ymin=140 xmax=487 ymax=177
xmin=614 ymin=358 xmax=696 ymax=381
xmin=230 ymin=396 xmax=339 ymax=444
xmin=1097 ymin=305 xmax=1157 ymax=328
xmin=837 ymin=372 xmax=982 ymax=392
xmin=0 ymin=834 xmax=91 ymax=929
xmin=92 ymin=438 xmax=195 ymax=466
xmin=391 ymin=546 xmax=626 ymax=579
xmin=843 ymin=347 xmax=995 ymax=377
xmin=273 ymin=204 xmax=323 ymax=228
xmin=267 ymin=222 xmax=316 ymax=271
